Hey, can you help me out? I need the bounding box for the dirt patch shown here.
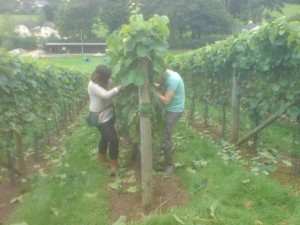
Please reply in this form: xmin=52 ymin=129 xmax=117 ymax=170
xmin=0 ymin=140 xmax=56 ymax=223
xmin=0 ymin=157 xmax=47 ymax=223
xmin=0 ymin=182 xmax=20 ymax=223
xmin=109 ymin=172 xmax=189 ymax=224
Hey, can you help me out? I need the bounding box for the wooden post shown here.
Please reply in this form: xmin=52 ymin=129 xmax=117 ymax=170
xmin=138 ymin=59 xmax=153 ymax=212
xmin=231 ymin=70 xmax=239 ymax=143
xmin=15 ymin=131 xmax=26 ymax=175
xmin=6 ymin=133 xmax=16 ymax=185
xmin=235 ymin=99 xmax=300 ymax=146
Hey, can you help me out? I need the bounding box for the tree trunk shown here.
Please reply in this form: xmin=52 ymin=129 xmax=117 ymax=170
xmin=15 ymin=131 xmax=26 ymax=175
xmin=203 ymin=97 xmax=209 ymax=128
xmin=189 ymin=87 xmax=196 ymax=122
xmin=138 ymin=59 xmax=153 ymax=212
xmin=43 ymin=118 xmax=50 ymax=145
xmin=221 ymin=103 xmax=227 ymax=139
xmin=235 ymin=99 xmax=300 ymax=146
xmin=5 ymin=132 xmax=16 ymax=185
xmin=251 ymin=110 xmax=261 ymax=152
xmin=0 ymin=162 xmax=22 ymax=177
xmin=231 ymin=70 xmax=239 ymax=143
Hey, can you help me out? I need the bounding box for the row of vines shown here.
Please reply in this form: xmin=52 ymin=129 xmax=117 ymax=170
xmin=166 ymin=18 xmax=300 ymax=152
xmin=0 ymin=52 xmax=89 ymax=184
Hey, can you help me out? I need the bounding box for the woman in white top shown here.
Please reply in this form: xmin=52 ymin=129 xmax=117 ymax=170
xmin=88 ymin=65 xmax=121 ymax=174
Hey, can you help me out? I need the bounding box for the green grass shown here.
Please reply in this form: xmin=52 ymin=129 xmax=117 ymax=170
xmin=36 ymin=50 xmax=183 ymax=74
xmin=5 ymin=113 xmax=300 ymax=225
xmin=0 ymin=14 xmax=40 ymax=31
xmin=6 ymin=121 xmax=112 ymax=225
xmin=37 ymin=56 xmax=105 ymax=74
xmin=189 ymin=100 xmax=299 ymax=156
xmin=271 ymin=3 xmax=300 ymax=19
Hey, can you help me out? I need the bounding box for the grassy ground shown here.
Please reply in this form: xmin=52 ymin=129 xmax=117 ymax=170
xmin=271 ymin=3 xmax=300 ymax=19
xmin=0 ymin=14 xmax=40 ymax=30
xmin=37 ymin=55 xmax=105 ymax=74
xmin=36 ymin=51 xmax=183 ymax=74
xmin=191 ymin=100 xmax=299 ymax=155
xmin=4 ymin=112 xmax=300 ymax=225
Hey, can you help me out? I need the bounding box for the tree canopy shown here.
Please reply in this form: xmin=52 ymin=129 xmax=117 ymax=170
xmin=53 ymin=0 xmax=286 ymax=43
xmin=55 ymin=0 xmax=101 ymax=40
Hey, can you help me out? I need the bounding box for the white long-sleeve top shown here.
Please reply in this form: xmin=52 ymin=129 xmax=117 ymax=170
xmin=88 ymin=79 xmax=119 ymax=123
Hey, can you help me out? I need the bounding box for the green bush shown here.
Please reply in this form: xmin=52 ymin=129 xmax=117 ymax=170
xmin=169 ymin=34 xmax=229 ymax=49
xmin=1 ymin=39 xmax=14 ymax=50
xmin=0 ymin=35 xmax=37 ymax=50
xmin=289 ymin=13 xmax=300 ymax=21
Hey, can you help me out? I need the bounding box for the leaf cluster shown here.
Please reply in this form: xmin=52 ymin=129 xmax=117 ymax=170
xmin=0 ymin=51 xmax=88 ymax=145
xmin=168 ymin=18 xmax=300 ymax=120
xmin=106 ymin=13 xmax=170 ymax=147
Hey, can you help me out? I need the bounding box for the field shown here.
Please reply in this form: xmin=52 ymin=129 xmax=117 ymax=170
xmin=0 ymin=14 xmax=40 ymax=28
xmin=271 ymin=3 xmax=300 ymax=19
xmin=38 ymin=55 xmax=105 ymax=74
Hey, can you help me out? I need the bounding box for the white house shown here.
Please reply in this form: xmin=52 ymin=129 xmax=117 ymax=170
xmin=35 ymin=1 xmax=49 ymax=8
xmin=40 ymin=22 xmax=60 ymax=38
xmin=14 ymin=24 xmax=32 ymax=37
xmin=14 ymin=21 xmax=60 ymax=39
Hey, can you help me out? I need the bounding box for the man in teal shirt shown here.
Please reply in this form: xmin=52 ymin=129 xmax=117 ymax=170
xmin=155 ymin=69 xmax=185 ymax=175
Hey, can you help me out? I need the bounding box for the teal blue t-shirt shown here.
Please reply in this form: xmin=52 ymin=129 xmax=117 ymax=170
xmin=164 ymin=70 xmax=185 ymax=112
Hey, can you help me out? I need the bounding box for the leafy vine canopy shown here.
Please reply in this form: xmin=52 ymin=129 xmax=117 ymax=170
xmin=106 ymin=13 xmax=170 ymax=87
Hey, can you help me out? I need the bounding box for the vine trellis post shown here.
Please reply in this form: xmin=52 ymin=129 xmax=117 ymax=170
xmin=138 ymin=59 xmax=153 ymax=211
xmin=231 ymin=70 xmax=239 ymax=143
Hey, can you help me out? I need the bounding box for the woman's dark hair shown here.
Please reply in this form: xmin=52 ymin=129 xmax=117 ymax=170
xmin=91 ymin=65 xmax=111 ymax=88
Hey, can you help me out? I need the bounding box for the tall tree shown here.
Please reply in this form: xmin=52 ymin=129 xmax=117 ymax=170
xmin=184 ymin=0 xmax=233 ymax=38
xmin=140 ymin=0 xmax=233 ymax=39
xmin=226 ymin=0 xmax=284 ymax=22
xmin=55 ymin=0 xmax=101 ymax=39
xmin=98 ymin=0 xmax=129 ymax=34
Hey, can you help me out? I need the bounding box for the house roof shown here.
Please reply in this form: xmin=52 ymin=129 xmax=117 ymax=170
xmin=16 ymin=19 xmax=38 ymax=29
xmin=42 ymin=21 xmax=55 ymax=28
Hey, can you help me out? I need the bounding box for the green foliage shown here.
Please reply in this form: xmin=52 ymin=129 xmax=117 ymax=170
xmin=106 ymin=11 xmax=170 ymax=147
xmin=271 ymin=3 xmax=300 ymax=19
xmin=107 ymin=13 xmax=170 ymax=86
xmin=168 ymin=18 xmax=300 ymax=129
xmin=226 ymin=0 xmax=285 ymax=22
xmin=169 ymin=34 xmax=230 ymax=49
xmin=5 ymin=121 xmax=111 ymax=225
xmin=0 ymin=51 xmax=89 ymax=170
xmin=55 ymin=0 xmax=102 ymax=40
xmin=0 ymin=35 xmax=37 ymax=50
xmin=98 ymin=0 xmax=129 ymax=34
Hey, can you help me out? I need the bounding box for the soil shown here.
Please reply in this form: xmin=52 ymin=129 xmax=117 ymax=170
xmin=0 ymin=182 xmax=19 ymax=223
xmin=0 ymin=155 xmax=49 ymax=224
xmin=109 ymin=171 xmax=189 ymax=223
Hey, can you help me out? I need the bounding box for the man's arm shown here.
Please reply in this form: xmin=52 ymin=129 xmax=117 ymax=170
xmin=158 ymin=90 xmax=175 ymax=105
